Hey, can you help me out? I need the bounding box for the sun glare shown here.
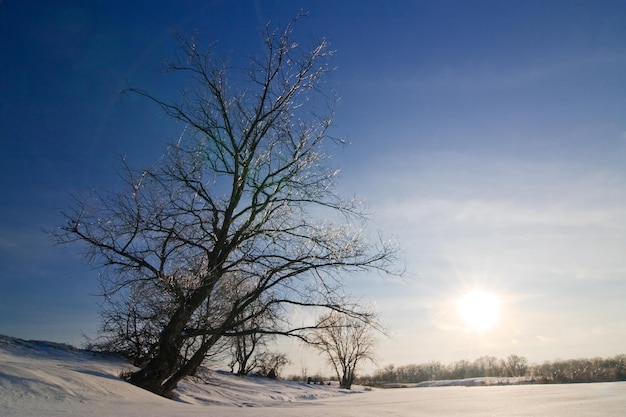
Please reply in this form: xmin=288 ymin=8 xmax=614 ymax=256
xmin=457 ymin=291 xmax=500 ymax=333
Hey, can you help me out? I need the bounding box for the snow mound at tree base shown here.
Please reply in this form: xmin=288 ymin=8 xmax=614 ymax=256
xmin=175 ymin=369 xmax=355 ymax=406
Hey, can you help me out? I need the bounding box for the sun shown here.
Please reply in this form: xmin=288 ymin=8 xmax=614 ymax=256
xmin=457 ymin=291 xmax=500 ymax=333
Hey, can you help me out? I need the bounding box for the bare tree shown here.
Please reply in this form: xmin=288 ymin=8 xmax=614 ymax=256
xmin=502 ymin=354 xmax=528 ymax=377
xmin=473 ymin=355 xmax=502 ymax=378
xmin=54 ymin=18 xmax=397 ymax=397
xmin=227 ymin=293 xmax=276 ymax=376
xmin=310 ymin=311 xmax=379 ymax=389
xmin=256 ymin=351 xmax=291 ymax=379
xmin=228 ymin=330 xmax=266 ymax=376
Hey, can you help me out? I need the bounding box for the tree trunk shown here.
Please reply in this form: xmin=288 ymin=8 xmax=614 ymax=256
xmin=127 ymin=286 xmax=211 ymax=396
xmin=127 ymin=329 xmax=184 ymax=396
xmin=161 ymin=335 xmax=220 ymax=396
xmin=127 ymin=344 xmax=180 ymax=396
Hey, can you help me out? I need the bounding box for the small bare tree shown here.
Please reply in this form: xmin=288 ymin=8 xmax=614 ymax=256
xmin=228 ymin=330 xmax=266 ymax=376
xmin=256 ymin=351 xmax=291 ymax=379
xmin=310 ymin=311 xmax=379 ymax=389
xmin=503 ymin=354 xmax=528 ymax=377
xmin=54 ymin=17 xmax=397 ymax=398
xmin=227 ymin=293 xmax=276 ymax=376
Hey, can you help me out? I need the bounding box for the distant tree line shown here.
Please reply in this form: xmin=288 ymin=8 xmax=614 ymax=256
xmin=531 ymin=355 xmax=626 ymax=384
xmin=360 ymin=354 xmax=626 ymax=385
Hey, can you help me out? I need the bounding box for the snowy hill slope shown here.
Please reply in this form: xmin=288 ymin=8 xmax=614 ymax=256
xmin=0 ymin=335 xmax=361 ymax=416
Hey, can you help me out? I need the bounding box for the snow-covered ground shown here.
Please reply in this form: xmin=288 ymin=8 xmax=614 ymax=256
xmin=1 ymin=335 xmax=625 ymax=417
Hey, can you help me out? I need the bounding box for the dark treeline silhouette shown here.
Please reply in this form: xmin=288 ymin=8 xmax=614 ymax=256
xmin=360 ymin=354 xmax=626 ymax=386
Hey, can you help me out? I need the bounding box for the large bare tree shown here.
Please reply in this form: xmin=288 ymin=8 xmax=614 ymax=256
xmin=55 ymin=19 xmax=397 ymax=397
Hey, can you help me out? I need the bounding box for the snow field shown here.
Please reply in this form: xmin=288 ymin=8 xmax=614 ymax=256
xmin=1 ymin=335 xmax=625 ymax=417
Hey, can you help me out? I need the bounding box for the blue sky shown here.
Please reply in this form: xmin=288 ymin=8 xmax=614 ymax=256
xmin=1 ymin=0 xmax=626 ymax=372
